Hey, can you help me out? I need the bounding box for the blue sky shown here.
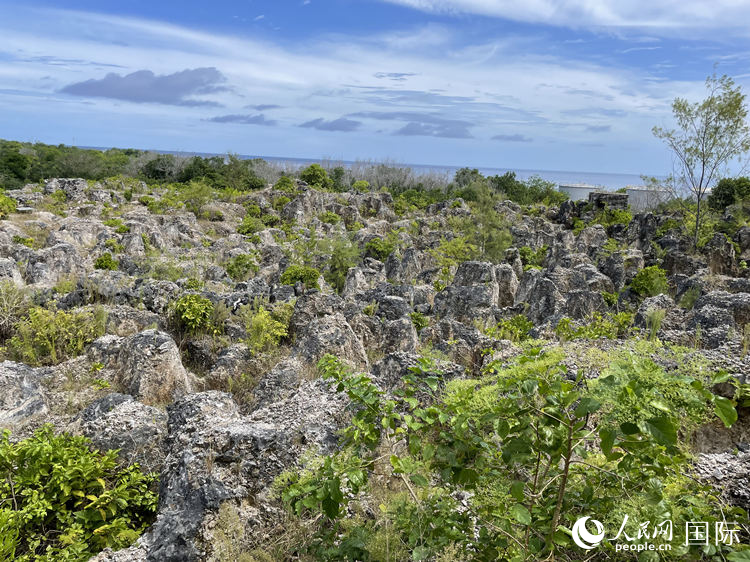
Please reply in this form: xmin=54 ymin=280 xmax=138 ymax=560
xmin=2 ymin=1 xmax=750 ymax=175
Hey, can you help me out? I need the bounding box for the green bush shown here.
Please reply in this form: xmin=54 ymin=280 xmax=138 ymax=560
xmin=318 ymin=211 xmax=341 ymax=225
xmin=0 ymin=192 xmax=17 ymax=219
xmin=225 ymin=253 xmax=259 ymax=282
xmin=299 ymin=164 xmax=332 ymax=190
xmin=274 ymin=176 xmax=298 ymax=194
xmin=630 ymin=265 xmax=669 ymax=297
xmin=0 ymin=425 xmax=157 ymax=562
xmin=9 ymin=306 xmax=106 ymax=365
xmin=324 ymin=237 xmax=360 ymax=293
xmin=11 ymin=235 xmax=34 ymax=248
xmin=102 ymin=218 xmax=129 ymax=234
xmin=364 ymin=237 xmax=395 ymax=261
xmin=518 ymin=245 xmax=547 ymax=270
xmin=0 ymin=281 xmax=27 ymax=339
xmin=272 ymin=196 xmax=291 ymax=212
xmin=707 ymin=177 xmax=750 ymax=210
xmin=237 ymin=215 xmax=265 ymax=235
xmin=104 ymin=239 xmax=124 ymax=254
xmin=591 ymin=208 xmax=633 ymax=228
xmin=483 ymin=314 xmax=534 ymax=342
xmin=409 ymin=311 xmax=429 ymax=333
xmin=280 ymin=265 xmax=320 ymax=290
xmin=170 ymin=294 xmax=214 ymax=334
xmin=276 ymin=350 xmax=743 ymax=561
xmin=242 ymin=302 xmax=293 ymax=354
xmin=555 ymin=312 xmax=633 ymax=341
xmin=94 ymin=253 xmax=118 ymax=271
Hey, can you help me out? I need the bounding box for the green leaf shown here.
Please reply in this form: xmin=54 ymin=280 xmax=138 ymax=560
xmin=510 ymin=481 xmax=525 ymax=502
xmin=510 ymin=504 xmax=532 ymax=525
xmin=620 ymin=421 xmax=640 ymax=435
xmin=599 ymin=428 xmax=616 ymax=456
xmin=573 ymin=397 xmax=601 ymax=418
xmin=714 ymin=396 xmax=738 ymax=428
xmin=643 ymin=416 xmax=677 ymax=446
xmin=322 ymin=496 xmax=340 ymax=519
xmin=649 ymin=399 xmax=671 ymax=413
xmin=727 ymin=551 xmax=750 ymax=561
xmin=410 ymin=474 xmax=429 ymax=487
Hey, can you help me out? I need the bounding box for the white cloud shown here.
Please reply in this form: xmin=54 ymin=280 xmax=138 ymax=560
xmin=380 ymin=0 xmax=750 ymax=35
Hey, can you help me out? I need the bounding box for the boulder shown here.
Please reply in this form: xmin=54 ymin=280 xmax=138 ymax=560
xmin=383 ymin=317 xmax=418 ymax=354
xmin=0 ymin=361 xmax=50 ymax=432
xmin=73 ymin=393 xmax=167 ymax=472
xmin=114 ymin=330 xmax=193 ymax=405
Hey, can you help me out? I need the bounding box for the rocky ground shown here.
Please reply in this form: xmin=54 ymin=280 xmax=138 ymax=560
xmin=1 ymin=177 xmax=749 ymax=560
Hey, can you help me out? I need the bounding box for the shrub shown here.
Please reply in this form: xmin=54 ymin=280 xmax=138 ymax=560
xmin=170 ymin=294 xmax=214 ymax=334
xmin=409 ymin=311 xmax=429 ymax=333
xmin=237 ymin=215 xmax=265 ymax=235
xmin=0 ymin=192 xmax=16 ymax=219
xmin=274 ymin=176 xmax=298 ymax=194
xmin=280 ymin=265 xmax=320 ymax=290
xmin=555 ymin=312 xmax=633 ymax=341
xmin=630 ymin=265 xmax=669 ymax=297
xmin=518 ymin=245 xmax=547 ymax=270
xmin=272 ymin=196 xmax=291 ymax=212
xmin=601 ymin=291 xmax=619 ymax=307
xmin=0 ymin=425 xmax=157 ymax=561
xmin=300 ymin=164 xmax=332 ymax=190
xmin=94 ymin=252 xmax=118 ymax=271
xmin=646 ymin=308 xmax=666 ymax=341
xmin=318 ymin=211 xmax=341 ymax=225
xmin=245 ymin=203 xmax=262 ymax=217
xmin=104 ymin=238 xmax=124 ymax=253
xmin=242 ymin=302 xmax=293 ymax=354
xmin=103 ymin=218 xmax=130 ymax=234
xmin=483 ymin=314 xmax=533 ymax=342
xmin=138 ymin=195 xmax=164 ymax=214
xmin=352 ymin=180 xmax=369 ymax=192
xmin=324 ymin=237 xmax=360 ymax=293
xmin=8 ymin=306 xmax=106 ymax=365
xmin=11 ymin=235 xmax=33 ymax=247
xmin=707 ymin=176 xmax=750 ymax=210
xmin=365 ymin=237 xmax=395 ymax=261
xmin=225 ymin=253 xmax=260 ymax=282
xmin=679 ymin=285 xmax=701 ymax=309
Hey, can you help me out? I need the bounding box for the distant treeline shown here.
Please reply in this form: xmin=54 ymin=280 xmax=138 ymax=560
xmin=0 ymin=138 xmax=566 ymax=207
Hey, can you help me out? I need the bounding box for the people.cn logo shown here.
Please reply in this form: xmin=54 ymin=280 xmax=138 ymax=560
xmin=572 ymin=516 xmax=606 ymax=550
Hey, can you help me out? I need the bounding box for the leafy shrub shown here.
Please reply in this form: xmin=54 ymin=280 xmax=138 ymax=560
xmin=274 ymin=176 xmax=298 ymax=194
xmin=300 ymin=164 xmax=333 ymax=190
xmin=104 ymin=238 xmax=124 ymax=253
xmin=0 ymin=192 xmax=17 ymax=219
xmin=0 ymin=426 xmax=157 ymax=561
xmin=555 ymin=312 xmax=633 ymax=341
xmin=409 ymin=311 xmax=429 ymax=333
xmin=601 ymin=291 xmax=619 ymax=307
xmin=276 ymin=351 xmax=743 ymax=561
xmin=280 ymin=265 xmax=321 ymax=290
xmin=518 ymin=245 xmax=547 ymax=270
xmin=103 ymin=218 xmax=130 ymax=234
xmin=225 ymin=253 xmax=259 ymax=282
xmin=362 ymin=302 xmax=378 ymax=316
xmin=591 ymin=208 xmax=633 ymax=228
xmin=630 ymin=265 xmax=669 ymax=297
xmin=318 ymin=211 xmax=341 ymax=225
xmin=364 ymin=237 xmax=395 ymax=261
xmin=237 ymin=215 xmax=265 ymax=235
xmin=272 ymin=196 xmax=291 ymax=212
xmin=260 ymin=213 xmax=280 ymax=227
xmin=94 ymin=252 xmax=118 ymax=271
xmin=11 ymin=235 xmax=33 ymax=248
xmin=429 ymin=236 xmax=478 ymax=290
xmin=352 ymin=180 xmax=369 ymax=192
xmin=138 ymin=195 xmax=164 ymax=214
xmin=8 ymin=306 xmax=106 ymax=365
xmin=170 ymin=294 xmax=214 ymax=334
xmin=324 ymin=237 xmax=360 ymax=293
xmin=483 ymin=314 xmax=533 ymax=342
xmin=707 ymin=176 xmax=750 ymax=210
xmin=242 ymin=302 xmax=293 ymax=354
xmin=244 ymin=203 xmax=262 ymax=217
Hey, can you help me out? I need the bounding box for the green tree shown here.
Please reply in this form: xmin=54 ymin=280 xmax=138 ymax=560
xmin=707 ymin=176 xmax=750 ymax=210
xmin=300 ymin=164 xmax=333 ymax=190
xmin=653 ymin=73 xmax=750 ymax=248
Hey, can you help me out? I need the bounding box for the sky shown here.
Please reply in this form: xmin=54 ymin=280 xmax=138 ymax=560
xmin=2 ymin=1 xmax=750 ymax=176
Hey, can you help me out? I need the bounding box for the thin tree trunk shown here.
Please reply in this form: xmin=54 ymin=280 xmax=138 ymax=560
xmin=694 ymin=195 xmax=702 ymax=251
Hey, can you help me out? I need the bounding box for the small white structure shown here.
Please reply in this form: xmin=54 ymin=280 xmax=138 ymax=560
xmin=624 ymin=185 xmax=671 ymax=211
xmin=558 ymin=183 xmax=602 ymax=201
